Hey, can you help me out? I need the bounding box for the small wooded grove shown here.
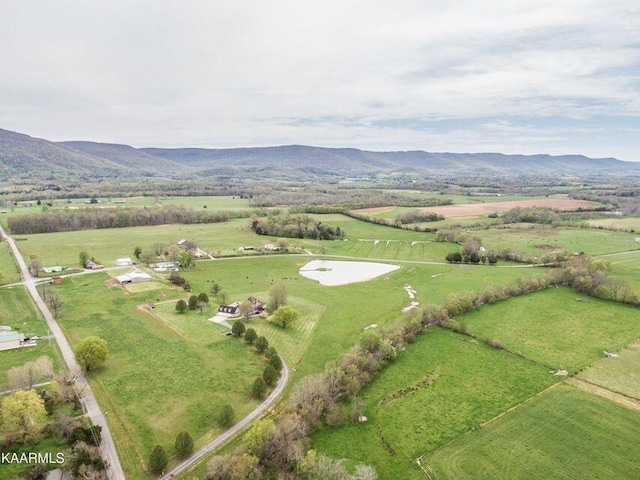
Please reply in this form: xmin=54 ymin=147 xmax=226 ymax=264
xmin=7 ymin=205 xmax=271 ymax=234
xmin=249 ymin=214 xmax=346 ymax=240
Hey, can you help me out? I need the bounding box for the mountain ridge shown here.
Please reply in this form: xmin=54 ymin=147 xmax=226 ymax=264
xmin=1 ymin=127 xmax=638 ymax=182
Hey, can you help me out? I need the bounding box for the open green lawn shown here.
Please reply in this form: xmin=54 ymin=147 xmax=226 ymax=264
xmin=311 ymin=327 xmax=557 ymax=480
xmin=479 ymin=226 xmax=639 ymax=257
xmin=578 ymin=341 xmax=640 ymax=400
xmin=602 ymin=251 xmax=640 ymax=291
xmin=0 ymin=240 xmax=21 ymax=285
xmin=457 ymin=287 xmax=640 ymax=373
xmin=0 ymin=287 xmax=63 ymax=390
xmin=425 ymin=384 xmax=640 ymax=480
xmin=150 ymin=294 xmax=323 ymax=367
xmin=52 ymin=273 xmax=268 ymax=478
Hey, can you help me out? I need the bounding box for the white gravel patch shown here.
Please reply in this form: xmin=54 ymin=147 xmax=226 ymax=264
xmin=299 ymin=260 xmax=400 ymax=286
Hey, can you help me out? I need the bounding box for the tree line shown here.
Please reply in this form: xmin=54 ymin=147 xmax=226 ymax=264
xmin=249 ymin=214 xmax=346 ymax=240
xmin=7 ymin=205 xmax=271 ymax=234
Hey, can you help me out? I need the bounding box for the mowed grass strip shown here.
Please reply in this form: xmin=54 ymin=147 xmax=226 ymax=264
xmin=425 ymin=384 xmax=640 ymax=480
xmin=52 ymin=273 xmax=266 ymax=478
xmin=458 ymin=286 xmax=640 ymax=373
xmin=578 ymin=341 xmax=640 ymax=400
xmin=311 ymin=328 xmax=556 ymax=480
xmin=0 ymin=240 xmax=21 ymax=284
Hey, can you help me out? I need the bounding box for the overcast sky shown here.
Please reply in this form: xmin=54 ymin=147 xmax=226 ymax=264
xmin=1 ymin=0 xmax=639 ymax=160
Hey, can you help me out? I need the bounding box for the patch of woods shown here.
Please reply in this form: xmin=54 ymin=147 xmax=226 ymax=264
xmin=1 ymin=357 xmax=107 ymax=479
xmin=249 ymin=214 xmax=346 ymax=240
xmin=6 ymin=205 xmax=270 ymax=234
xmin=204 ymin=255 xmax=640 ymax=479
xmin=248 ymin=187 xmax=453 ymax=209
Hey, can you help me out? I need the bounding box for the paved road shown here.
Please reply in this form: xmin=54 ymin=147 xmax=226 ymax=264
xmin=0 ymin=226 xmax=125 ymax=480
xmin=160 ymin=358 xmax=290 ymax=480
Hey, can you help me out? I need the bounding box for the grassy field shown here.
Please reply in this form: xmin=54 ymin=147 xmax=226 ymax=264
xmin=311 ymin=327 xmax=557 ymax=480
xmin=0 ymin=240 xmax=21 ymax=285
xmin=14 ymin=211 xmax=635 ymax=269
xmin=586 ymin=217 xmax=640 ymax=231
xmin=51 ymin=272 xmax=268 ymax=478
xmin=577 ymin=341 xmax=640 ymax=400
xmin=602 ymin=251 xmax=640 ymax=291
xmin=479 ymin=225 xmax=639 ymax=257
xmin=175 ymin=255 xmax=547 ymax=380
xmin=457 ymin=287 xmax=640 ymax=373
xmin=0 ymin=287 xmax=63 ymax=391
xmin=425 ymin=384 xmax=640 ymax=480
xmin=9 ymin=219 xmax=277 ymax=267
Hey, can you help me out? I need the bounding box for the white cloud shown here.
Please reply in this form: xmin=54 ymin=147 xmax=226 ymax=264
xmin=0 ymin=0 xmax=638 ymax=160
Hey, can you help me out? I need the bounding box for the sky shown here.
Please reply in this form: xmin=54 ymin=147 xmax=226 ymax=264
xmin=1 ymin=0 xmax=639 ymax=161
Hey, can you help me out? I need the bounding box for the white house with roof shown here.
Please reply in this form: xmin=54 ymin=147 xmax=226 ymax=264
xmin=115 ymin=258 xmax=133 ymax=266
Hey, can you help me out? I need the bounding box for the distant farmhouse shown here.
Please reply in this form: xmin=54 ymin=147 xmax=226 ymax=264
xmin=116 ymin=272 xmax=153 ymax=284
xmin=217 ymin=297 xmax=267 ymax=317
xmin=115 ymin=257 xmax=133 ymax=266
xmin=177 ymin=239 xmax=206 ymax=258
xmin=85 ymin=260 xmax=104 ymax=270
xmin=149 ymin=261 xmax=179 ymax=272
xmin=43 ymin=266 xmax=63 ymax=274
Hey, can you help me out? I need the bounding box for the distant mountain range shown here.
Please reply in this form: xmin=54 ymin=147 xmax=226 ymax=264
xmin=1 ymin=127 xmax=638 ymax=182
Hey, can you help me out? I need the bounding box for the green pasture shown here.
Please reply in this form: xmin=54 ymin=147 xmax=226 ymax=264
xmin=311 ymin=327 xmax=556 ymax=480
xmin=9 ymin=219 xmax=278 ymax=267
xmin=50 ymin=273 xmax=267 ymax=478
xmin=425 ymin=384 xmax=640 ymax=480
xmin=578 ymin=341 xmax=640 ymax=400
xmin=602 ymin=251 xmax=640 ymax=291
xmin=457 ymin=287 xmax=640 ymax=373
xmin=0 ymin=287 xmax=63 ymax=390
xmin=479 ymin=225 xmax=640 ymax=257
xmin=0 ymin=240 xmax=21 ymax=285
xmin=175 ymin=255 xmax=547 ymax=379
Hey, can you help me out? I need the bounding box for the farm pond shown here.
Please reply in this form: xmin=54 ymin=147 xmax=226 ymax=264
xmin=299 ymin=260 xmax=400 ymax=286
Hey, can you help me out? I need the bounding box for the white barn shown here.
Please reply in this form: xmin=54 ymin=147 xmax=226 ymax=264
xmin=0 ymin=330 xmax=25 ymax=351
xmin=116 ymin=272 xmax=153 ymax=284
xmin=115 ymin=258 xmax=133 ymax=266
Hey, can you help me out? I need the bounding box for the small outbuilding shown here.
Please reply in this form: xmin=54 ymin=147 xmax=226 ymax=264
xmin=52 ymin=276 xmax=63 ymax=285
xmin=115 ymin=258 xmax=133 ymax=267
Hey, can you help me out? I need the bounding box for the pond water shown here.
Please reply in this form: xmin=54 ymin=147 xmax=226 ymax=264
xmin=299 ymin=260 xmax=400 ymax=286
